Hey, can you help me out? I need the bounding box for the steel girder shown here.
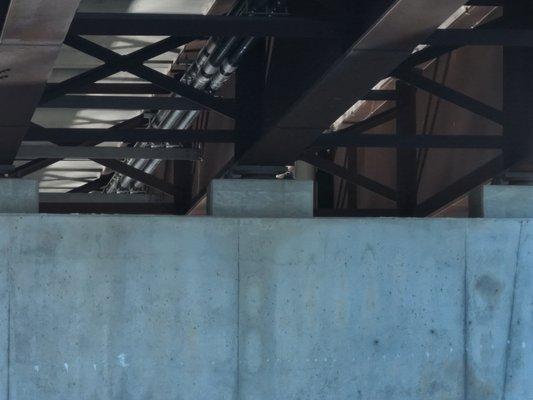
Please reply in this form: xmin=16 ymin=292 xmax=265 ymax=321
xmin=41 ymin=35 xmax=235 ymax=118
xmin=91 ymin=159 xmax=178 ymax=196
xmin=69 ymin=13 xmax=361 ymax=38
xmin=25 ymin=128 xmax=239 ymax=144
xmin=314 ymin=133 xmax=505 ymax=149
xmin=392 ymin=69 xmax=503 ymax=125
xmin=40 ymin=95 xmax=216 ymax=111
xmin=11 ymin=115 xmax=146 ymax=178
xmin=237 ymin=0 xmax=470 ymax=166
xmin=0 ymin=0 xmax=81 ymax=165
xmin=44 ymin=83 xmax=170 ymax=95
xmin=15 ymin=145 xmax=200 ymax=161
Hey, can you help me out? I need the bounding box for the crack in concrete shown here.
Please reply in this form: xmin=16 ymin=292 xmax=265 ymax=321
xmin=463 ymin=223 xmax=469 ymax=400
xmin=500 ymin=221 xmax=524 ymax=400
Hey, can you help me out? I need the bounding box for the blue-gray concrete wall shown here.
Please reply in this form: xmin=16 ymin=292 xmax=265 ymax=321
xmin=208 ymin=179 xmax=314 ymax=218
xmin=0 ymin=216 xmax=239 ymax=400
xmin=0 ymin=180 xmax=38 ymax=213
xmin=0 ymin=215 xmax=531 ymax=399
xmin=483 ymin=185 xmax=533 ymax=218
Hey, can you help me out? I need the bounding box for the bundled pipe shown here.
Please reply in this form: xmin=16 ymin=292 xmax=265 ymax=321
xmin=108 ymin=37 xmax=242 ymax=192
xmin=106 ymin=0 xmax=272 ymax=193
xmin=130 ymin=37 xmax=257 ymax=190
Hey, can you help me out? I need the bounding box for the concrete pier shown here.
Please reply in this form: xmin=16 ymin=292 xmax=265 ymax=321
xmin=207 ymin=179 xmax=314 ymax=217
xmin=483 ymin=185 xmax=533 ymax=217
xmin=0 ymin=179 xmax=38 ymax=213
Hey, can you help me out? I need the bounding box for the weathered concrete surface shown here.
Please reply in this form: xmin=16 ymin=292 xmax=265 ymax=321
xmin=483 ymin=185 xmax=533 ymax=218
xmin=0 ymin=220 xmax=10 ymax=399
xmin=0 ymin=216 xmax=239 ymax=400
xmin=465 ymin=219 xmax=522 ymax=400
xmin=238 ymin=218 xmax=531 ymax=400
xmin=0 ymin=216 xmax=530 ymax=399
xmin=0 ymin=180 xmax=38 ymax=213
xmin=239 ymin=219 xmax=466 ymax=400
xmin=505 ymin=220 xmax=533 ymax=400
xmin=207 ymin=179 xmax=313 ymax=218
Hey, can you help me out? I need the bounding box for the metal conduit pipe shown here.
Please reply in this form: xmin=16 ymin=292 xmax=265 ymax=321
xmin=209 ymin=37 xmax=256 ymax=92
xmin=150 ymin=39 xmax=222 ymax=131
xmin=117 ymin=158 xmax=150 ymax=190
xmin=117 ymin=142 xmax=160 ymax=190
xmin=108 ymin=39 xmax=218 ymax=191
xmin=106 ymin=143 xmax=151 ymax=192
xmin=128 ymin=39 xmax=241 ymax=190
xmin=131 ymin=39 xmax=257 ymax=190
xmin=157 ymin=37 xmax=236 ymax=130
xmin=108 ymin=0 xmax=270 ymax=193
xmin=132 ymin=159 xmax=163 ymax=189
xmin=132 ymin=38 xmax=257 ymax=190
xmin=192 ymin=37 xmax=239 ymax=90
xmin=126 ymin=38 xmax=241 ymax=191
xmin=106 ymin=39 xmax=227 ymax=192
xmin=184 ymin=38 xmax=218 ymax=86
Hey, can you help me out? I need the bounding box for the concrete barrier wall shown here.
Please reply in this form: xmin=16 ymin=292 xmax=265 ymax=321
xmin=0 ymin=215 xmax=531 ymax=399
xmin=0 ymin=216 xmax=239 ymax=400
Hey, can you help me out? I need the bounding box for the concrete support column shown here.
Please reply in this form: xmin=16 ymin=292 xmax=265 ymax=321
xmin=482 ymin=185 xmax=533 ymax=218
xmin=0 ymin=179 xmax=38 ymax=213
xmin=294 ymin=161 xmax=315 ymax=181
xmin=207 ymin=179 xmax=313 ymax=218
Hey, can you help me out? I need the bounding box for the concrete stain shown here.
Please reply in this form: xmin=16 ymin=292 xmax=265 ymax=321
xmin=475 ymin=275 xmax=505 ymax=314
xmin=466 ymin=364 xmax=497 ymax=400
